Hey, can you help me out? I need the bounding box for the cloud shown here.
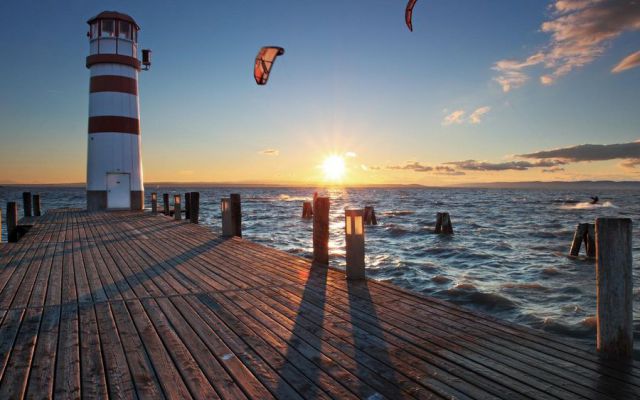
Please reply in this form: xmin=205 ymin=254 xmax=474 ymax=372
xmin=519 ymin=141 xmax=640 ymax=161
xmin=387 ymin=162 xmax=433 ymax=172
xmin=612 ymin=50 xmax=640 ymax=73
xmin=345 ymin=151 xmax=357 ymax=158
xmin=434 ymin=165 xmax=466 ymax=176
xmin=469 ymin=106 xmax=491 ymax=124
xmin=542 ymin=166 xmax=566 ymax=173
xmin=442 ymin=110 xmax=465 ymax=126
xmin=446 ymin=159 xmax=565 ymax=171
xmin=620 ymin=158 xmax=640 ymax=169
xmin=258 ymin=149 xmax=279 ymax=156
xmin=494 ymin=1 xmax=640 ymax=91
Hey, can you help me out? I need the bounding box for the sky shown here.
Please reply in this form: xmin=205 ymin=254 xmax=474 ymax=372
xmin=0 ymin=0 xmax=638 ymax=185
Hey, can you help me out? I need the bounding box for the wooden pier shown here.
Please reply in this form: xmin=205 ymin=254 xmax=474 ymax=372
xmin=0 ymin=209 xmax=638 ymax=399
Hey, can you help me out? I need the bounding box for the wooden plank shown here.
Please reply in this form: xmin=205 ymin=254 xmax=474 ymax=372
xmin=26 ymin=305 xmax=61 ymax=398
xmin=79 ymin=303 xmax=109 ymax=399
xmin=54 ymin=302 xmax=81 ymax=398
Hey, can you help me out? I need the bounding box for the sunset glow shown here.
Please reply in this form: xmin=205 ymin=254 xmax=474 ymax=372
xmin=322 ymin=155 xmax=346 ymax=182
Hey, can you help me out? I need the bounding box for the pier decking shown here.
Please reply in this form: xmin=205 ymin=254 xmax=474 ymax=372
xmin=0 ymin=210 xmax=638 ymax=399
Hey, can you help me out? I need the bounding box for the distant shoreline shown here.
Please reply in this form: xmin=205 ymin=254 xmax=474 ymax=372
xmin=1 ymin=180 xmax=639 ymax=190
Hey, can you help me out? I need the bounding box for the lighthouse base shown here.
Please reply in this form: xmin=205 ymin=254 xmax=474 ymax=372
xmin=87 ymin=190 xmax=144 ymax=211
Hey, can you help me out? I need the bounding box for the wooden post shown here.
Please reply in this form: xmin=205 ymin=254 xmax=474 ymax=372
xmin=6 ymin=202 xmax=18 ymax=243
xmin=22 ymin=192 xmax=32 ymax=218
xmin=189 ymin=192 xmax=200 ymax=224
xmin=151 ymin=192 xmax=158 ymax=214
xmin=313 ymin=197 xmax=330 ymax=265
xmin=596 ymin=218 xmax=633 ymax=358
xmin=174 ymin=194 xmax=182 ymax=221
xmin=162 ymin=193 xmax=170 ymax=216
xmin=221 ymin=198 xmax=233 ymax=236
xmin=302 ymin=201 xmax=313 ymax=219
xmin=32 ymin=194 xmax=41 ymax=217
xmin=345 ymin=209 xmax=365 ymax=280
xmin=230 ymin=193 xmax=242 ymax=237
xmin=185 ymin=192 xmax=191 ymax=220
xmin=435 ymin=212 xmax=453 ymax=234
xmin=364 ymin=206 xmax=377 ymax=225
xmin=585 ymin=223 xmax=596 ymax=258
xmin=569 ymin=223 xmax=587 ymax=257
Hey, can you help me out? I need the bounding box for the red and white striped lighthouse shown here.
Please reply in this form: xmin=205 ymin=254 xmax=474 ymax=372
xmin=86 ymin=11 xmax=149 ymax=211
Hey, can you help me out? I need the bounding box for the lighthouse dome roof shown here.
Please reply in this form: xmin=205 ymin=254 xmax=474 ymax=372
xmin=87 ymin=11 xmax=139 ymax=30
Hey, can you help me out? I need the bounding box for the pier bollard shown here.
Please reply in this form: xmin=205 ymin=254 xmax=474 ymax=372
xmin=32 ymin=194 xmax=41 ymax=217
xmin=189 ymin=192 xmax=200 ymax=224
xmin=585 ymin=223 xmax=596 ymax=258
xmin=174 ymin=194 xmax=182 ymax=221
xmin=302 ymin=201 xmax=313 ymax=219
xmin=6 ymin=202 xmax=18 ymax=243
xmin=221 ymin=198 xmax=233 ymax=236
xmin=313 ymin=197 xmax=330 ymax=265
xmin=162 ymin=193 xmax=170 ymax=216
xmin=596 ymin=218 xmax=633 ymax=358
xmin=345 ymin=209 xmax=365 ymax=280
xmin=364 ymin=206 xmax=377 ymax=225
xmin=435 ymin=212 xmax=453 ymax=234
xmin=230 ymin=193 xmax=242 ymax=237
xmin=185 ymin=192 xmax=191 ymax=220
xmin=22 ymin=192 xmax=32 ymax=218
xmin=151 ymin=192 xmax=158 ymax=214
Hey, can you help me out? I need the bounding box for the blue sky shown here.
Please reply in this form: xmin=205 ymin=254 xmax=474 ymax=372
xmin=0 ymin=0 xmax=638 ymax=184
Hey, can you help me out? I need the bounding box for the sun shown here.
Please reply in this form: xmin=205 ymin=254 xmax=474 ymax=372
xmin=322 ymin=155 xmax=346 ymax=181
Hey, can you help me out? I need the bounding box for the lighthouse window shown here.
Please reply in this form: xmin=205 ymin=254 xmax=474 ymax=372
xmin=90 ymin=22 xmax=98 ymax=39
xmin=118 ymin=22 xmax=132 ymax=40
xmin=100 ymin=20 xmax=115 ymax=37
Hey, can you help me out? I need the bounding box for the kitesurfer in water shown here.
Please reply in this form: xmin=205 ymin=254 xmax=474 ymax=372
xmin=590 ymin=196 xmax=599 ymax=204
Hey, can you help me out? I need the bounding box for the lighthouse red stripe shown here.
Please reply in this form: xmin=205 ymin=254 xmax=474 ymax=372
xmin=88 ymin=116 xmax=140 ymax=135
xmin=90 ymin=75 xmax=137 ymax=95
xmin=86 ymin=54 xmax=141 ymax=70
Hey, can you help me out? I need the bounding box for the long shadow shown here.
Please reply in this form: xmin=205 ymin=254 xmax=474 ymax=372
xmin=274 ymin=261 xmax=327 ymax=399
xmin=347 ymin=279 xmax=403 ymax=399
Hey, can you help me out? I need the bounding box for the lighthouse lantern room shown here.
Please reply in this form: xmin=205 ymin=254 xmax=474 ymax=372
xmin=86 ymin=11 xmax=149 ymax=211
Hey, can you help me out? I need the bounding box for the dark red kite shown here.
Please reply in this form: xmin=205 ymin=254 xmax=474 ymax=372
xmin=254 ymin=46 xmax=285 ymax=85
xmin=405 ymin=0 xmax=417 ymax=32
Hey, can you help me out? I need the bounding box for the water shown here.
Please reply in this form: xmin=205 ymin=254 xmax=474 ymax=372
xmin=2 ymin=185 xmax=639 ymax=344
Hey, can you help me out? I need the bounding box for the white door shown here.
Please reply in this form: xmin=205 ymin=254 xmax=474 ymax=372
xmin=107 ymin=173 xmax=131 ymax=209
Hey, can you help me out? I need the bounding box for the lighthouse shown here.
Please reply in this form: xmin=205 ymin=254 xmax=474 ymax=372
xmin=85 ymin=11 xmax=150 ymax=210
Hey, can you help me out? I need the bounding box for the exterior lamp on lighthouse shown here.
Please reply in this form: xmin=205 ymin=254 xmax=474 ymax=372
xmin=345 ymin=209 xmax=366 ymax=280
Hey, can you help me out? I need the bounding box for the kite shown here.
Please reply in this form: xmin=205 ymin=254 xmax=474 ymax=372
xmin=405 ymin=0 xmax=417 ymax=32
xmin=254 ymin=46 xmax=285 ymax=85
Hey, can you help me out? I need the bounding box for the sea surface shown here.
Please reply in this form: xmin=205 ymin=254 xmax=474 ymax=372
xmin=2 ymin=185 xmax=639 ymax=346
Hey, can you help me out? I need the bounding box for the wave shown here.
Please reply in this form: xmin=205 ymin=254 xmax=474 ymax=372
xmin=559 ymin=201 xmax=616 ymax=210
xmin=381 ymin=210 xmax=415 ymax=216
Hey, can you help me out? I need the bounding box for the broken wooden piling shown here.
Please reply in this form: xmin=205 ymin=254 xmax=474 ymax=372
xmin=32 ymin=194 xmax=41 ymax=217
xmin=230 ymin=193 xmax=242 ymax=237
xmin=569 ymin=223 xmax=595 ymax=258
xmin=189 ymin=192 xmax=200 ymax=224
xmin=163 ymin=193 xmax=170 ymax=216
xmin=364 ymin=206 xmax=377 ymax=225
xmin=6 ymin=202 xmax=18 ymax=243
xmin=22 ymin=192 xmax=32 ymax=218
xmin=174 ymin=194 xmax=182 ymax=221
xmin=302 ymin=201 xmax=313 ymax=219
xmin=435 ymin=212 xmax=453 ymax=234
xmin=185 ymin=192 xmax=191 ymax=220
xmin=151 ymin=192 xmax=158 ymax=214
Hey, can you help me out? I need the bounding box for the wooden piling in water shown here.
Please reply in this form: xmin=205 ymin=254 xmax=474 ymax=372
xmin=174 ymin=194 xmax=182 ymax=221
xmin=313 ymin=197 xmax=330 ymax=265
xmin=345 ymin=209 xmax=365 ymax=280
xmin=22 ymin=192 xmax=32 ymax=218
xmin=230 ymin=193 xmax=242 ymax=237
xmin=163 ymin=193 xmax=170 ymax=216
xmin=185 ymin=192 xmax=191 ymax=220
xmin=6 ymin=202 xmax=18 ymax=243
xmin=32 ymin=194 xmax=41 ymax=217
xmin=596 ymin=218 xmax=633 ymax=358
xmin=189 ymin=192 xmax=200 ymax=224
xmin=151 ymin=192 xmax=158 ymax=214
xmin=569 ymin=223 xmax=596 ymax=258
xmin=302 ymin=201 xmax=313 ymax=218
xmin=364 ymin=206 xmax=377 ymax=225
xmin=435 ymin=212 xmax=453 ymax=234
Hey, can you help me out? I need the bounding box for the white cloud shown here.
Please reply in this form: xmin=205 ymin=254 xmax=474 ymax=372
xmin=612 ymin=50 xmax=640 ymax=73
xmin=494 ymin=1 xmax=640 ymax=91
xmin=469 ymin=106 xmax=491 ymax=124
xmin=442 ymin=110 xmax=465 ymax=126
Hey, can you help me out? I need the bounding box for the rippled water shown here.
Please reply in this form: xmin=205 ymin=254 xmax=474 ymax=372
xmin=2 ymin=185 xmax=639 ymax=344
